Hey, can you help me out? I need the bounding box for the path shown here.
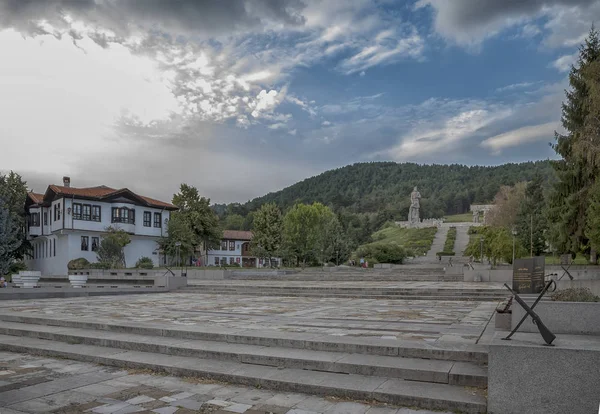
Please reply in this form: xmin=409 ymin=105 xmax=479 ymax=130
xmin=455 ymin=225 xmax=471 ymax=257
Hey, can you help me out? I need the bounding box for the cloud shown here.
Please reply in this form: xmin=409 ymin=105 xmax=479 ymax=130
xmin=386 ymin=105 xmax=512 ymax=160
xmin=496 ymin=81 xmax=542 ymax=92
xmin=416 ymin=0 xmax=597 ymax=47
xmin=337 ymin=26 xmax=425 ymax=74
xmin=551 ymin=53 xmax=578 ymax=72
xmin=481 ymin=122 xmax=558 ymax=154
xmin=0 ymin=0 xmax=307 ymax=40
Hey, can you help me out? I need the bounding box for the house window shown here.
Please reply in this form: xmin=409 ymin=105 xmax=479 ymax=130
xmin=81 ymin=236 xmax=89 ymax=251
xmin=92 ymin=206 xmax=101 ymax=222
xmin=229 ymin=257 xmax=235 ymax=265
xmin=43 ymin=212 xmax=48 ymax=225
xmin=82 ymin=204 xmax=91 ymax=221
xmin=73 ymin=203 xmax=82 ymax=219
xmin=143 ymin=211 xmax=151 ymax=227
xmin=112 ymin=207 xmax=135 ymax=224
xmin=214 ymin=256 xmax=219 ymax=265
xmin=53 ymin=239 xmax=56 ymax=256
xmin=220 ymin=257 xmax=227 ymax=265
xmin=153 ymin=212 xmax=161 ymax=228
xmin=54 ymin=203 xmax=61 ymax=221
xmin=30 ymin=212 xmax=40 ymax=227
xmin=229 ymin=240 xmax=235 ymax=251
xmin=91 ymin=237 xmax=99 ymax=252
xmin=221 ymin=240 xmax=227 ymax=251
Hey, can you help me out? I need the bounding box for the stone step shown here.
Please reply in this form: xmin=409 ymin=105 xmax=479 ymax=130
xmin=183 ymin=289 xmax=508 ymax=301
xmin=0 ymin=335 xmax=487 ymax=413
xmin=0 ymin=321 xmax=487 ymax=387
xmin=0 ymin=313 xmax=488 ymax=363
xmin=187 ymin=286 xmax=505 ymax=294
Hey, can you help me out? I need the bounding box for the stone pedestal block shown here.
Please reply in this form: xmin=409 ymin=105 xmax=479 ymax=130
xmin=494 ymin=312 xmax=511 ymax=331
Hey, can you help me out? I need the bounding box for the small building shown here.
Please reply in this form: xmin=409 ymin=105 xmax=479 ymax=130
xmin=24 ymin=177 xmax=178 ymax=275
xmin=206 ymin=230 xmax=279 ymax=268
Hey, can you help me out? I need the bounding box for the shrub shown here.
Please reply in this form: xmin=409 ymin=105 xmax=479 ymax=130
xmin=67 ymin=258 xmax=90 ymax=270
xmin=88 ymin=262 xmax=112 ymax=269
xmin=436 ymin=251 xmax=455 ymax=257
xmin=8 ymin=261 xmax=27 ymax=275
xmin=135 ymin=257 xmax=154 ymax=269
xmin=443 ymin=227 xmax=457 ymax=252
xmin=551 ymin=288 xmax=599 ymax=302
xmin=355 ymin=243 xmax=409 ymax=264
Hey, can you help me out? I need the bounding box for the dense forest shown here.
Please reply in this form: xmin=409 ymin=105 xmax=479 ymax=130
xmin=216 ymin=161 xmax=555 ymax=219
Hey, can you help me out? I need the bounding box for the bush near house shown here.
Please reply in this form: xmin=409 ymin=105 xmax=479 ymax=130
xmin=135 ymin=257 xmax=154 ymax=269
xmin=67 ymin=258 xmax=90 ymax=270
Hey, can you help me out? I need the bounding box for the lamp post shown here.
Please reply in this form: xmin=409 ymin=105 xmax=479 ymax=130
xmin=512 ymin=227 xmax=517 ymax=264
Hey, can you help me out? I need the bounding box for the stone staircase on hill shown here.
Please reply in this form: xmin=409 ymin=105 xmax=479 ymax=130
xmin=0 ymin=313 xmax=488 ymax=414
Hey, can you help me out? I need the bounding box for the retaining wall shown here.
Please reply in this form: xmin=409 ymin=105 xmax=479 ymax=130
xmin=511 ymin=301 xmax=600 ymax=335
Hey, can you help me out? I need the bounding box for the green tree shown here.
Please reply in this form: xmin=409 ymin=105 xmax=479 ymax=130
xmin=321 ymin=216 xmax=351 ymax=265
xmin=251 ymin=203 xmax=283 ymax=268
xmin=0 ymin=202 xmax=22 ymax=275
xmin=515 ymin=174 xmax=548 ymax=256
xmin=160 ymin=213 xmax=196 ymax=266
xmin=586 ymin=180 xmax=600 ymax=252
xmin=223 ymin=214 xmax=245 ymax=230
xmin=547 ymin=27 xmax=600 ymax=256
xmin=0 ymin=171 xmax=28 ymax=263
xmin=283 ymin=202 xmax=334 ymax=267
xmin=97 ymin=226 xmax=131 ymax=268
xmin=170 ymin=184 xmax=222 ymax=264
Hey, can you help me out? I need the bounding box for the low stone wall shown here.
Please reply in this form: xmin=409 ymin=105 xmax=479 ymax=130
xmin=0 ymin=286 xmax=171 ymax=300
xmin=488 ymin=333 xmax=600 ymax=414
xmin=511 ymin=301 xmax=600 ymax=335
xmin=552 ymin=279 xmax=600 ymax=296
xmin=463 ymin=269 xmax=512 ymax=283
xmin=185 ymin=269 xmax=227 ymax=280
xmin=545 ymin=265 xmax=600 ymax=280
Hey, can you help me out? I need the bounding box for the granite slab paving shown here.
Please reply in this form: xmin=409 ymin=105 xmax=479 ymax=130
xmin=0 ymin=290 xmax=498 ymax=346
xmin=0 ymin=352 xmax=455 ymax=414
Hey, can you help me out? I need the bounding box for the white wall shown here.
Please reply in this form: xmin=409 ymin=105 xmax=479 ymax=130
xmin=25 ymin=232 xmax=161 ymax=276
xmin=124 ymin=236 xmax=161 ymax=267
xmin=60 ymin=199 xmax=169 ymax=237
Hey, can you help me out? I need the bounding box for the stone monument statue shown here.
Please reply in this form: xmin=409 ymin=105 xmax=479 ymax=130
xmin=473 ymin=210 xmax=479 ymax=223
xmin=408 ymin=186 xmax=421 ymax=224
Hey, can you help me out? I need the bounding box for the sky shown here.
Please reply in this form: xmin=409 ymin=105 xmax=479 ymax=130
xmin=0 ymin=0 xmax=594 ymax=204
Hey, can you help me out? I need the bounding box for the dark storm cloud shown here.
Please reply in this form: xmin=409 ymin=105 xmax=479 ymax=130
xmin=0 ymin=0 xmax=306 ymax=38
xmin=424 ymin=0 xmax=595 ymax=29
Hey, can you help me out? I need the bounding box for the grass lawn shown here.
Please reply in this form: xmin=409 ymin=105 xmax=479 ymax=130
xmin=444 ymin=213 xmax=474 ymax=223
xmin=544 ymin=254 xmax=593 ymax=265
xmin=365 ymin=225 xmax=438 ymax=256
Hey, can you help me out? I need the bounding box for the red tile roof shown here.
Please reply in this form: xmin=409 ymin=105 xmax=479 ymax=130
xmin=223 ymin=230 xmax=253 ymax=241
xmin=43 ymin=184 xmax=177 ymax=210
xmin=28 ymin=192 xmax=45 ymax=205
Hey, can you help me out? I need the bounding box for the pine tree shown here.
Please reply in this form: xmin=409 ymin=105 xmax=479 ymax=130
xmin=251 ymin=203 xmax=283 ymax=267
xmin=516 ymin=175 xmax=547 ymax=256
xmin=547 ymin=27 xmax=600 ymax=255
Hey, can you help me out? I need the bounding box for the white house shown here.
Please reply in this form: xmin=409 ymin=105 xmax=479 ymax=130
xmin=206 ymin=230 xmax=279 ymax=268
xmin=24 ymin=177 xmax=178 ymax=275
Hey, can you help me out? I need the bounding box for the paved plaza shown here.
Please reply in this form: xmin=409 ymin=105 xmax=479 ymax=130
xmin=0 ymin=352 xmax=453 ymax=414
xmin=0 ymin=290 xmax=498 ymax=346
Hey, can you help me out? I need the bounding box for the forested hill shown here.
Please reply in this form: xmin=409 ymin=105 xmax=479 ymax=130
xmin=240 ymin=161 xmax=555 ymax=218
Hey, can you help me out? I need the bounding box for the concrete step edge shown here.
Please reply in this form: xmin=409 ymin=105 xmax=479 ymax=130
xmin=0 ymin=322 xmax=487 ymax=387
xmin=0 ymin=313 xmax=488 ymax=363
xmin=0 ymin=334 xmax=487 ymax=414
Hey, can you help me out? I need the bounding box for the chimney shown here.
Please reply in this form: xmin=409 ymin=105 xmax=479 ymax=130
xmin=63 ymin=176 xmax=71 ymax=187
